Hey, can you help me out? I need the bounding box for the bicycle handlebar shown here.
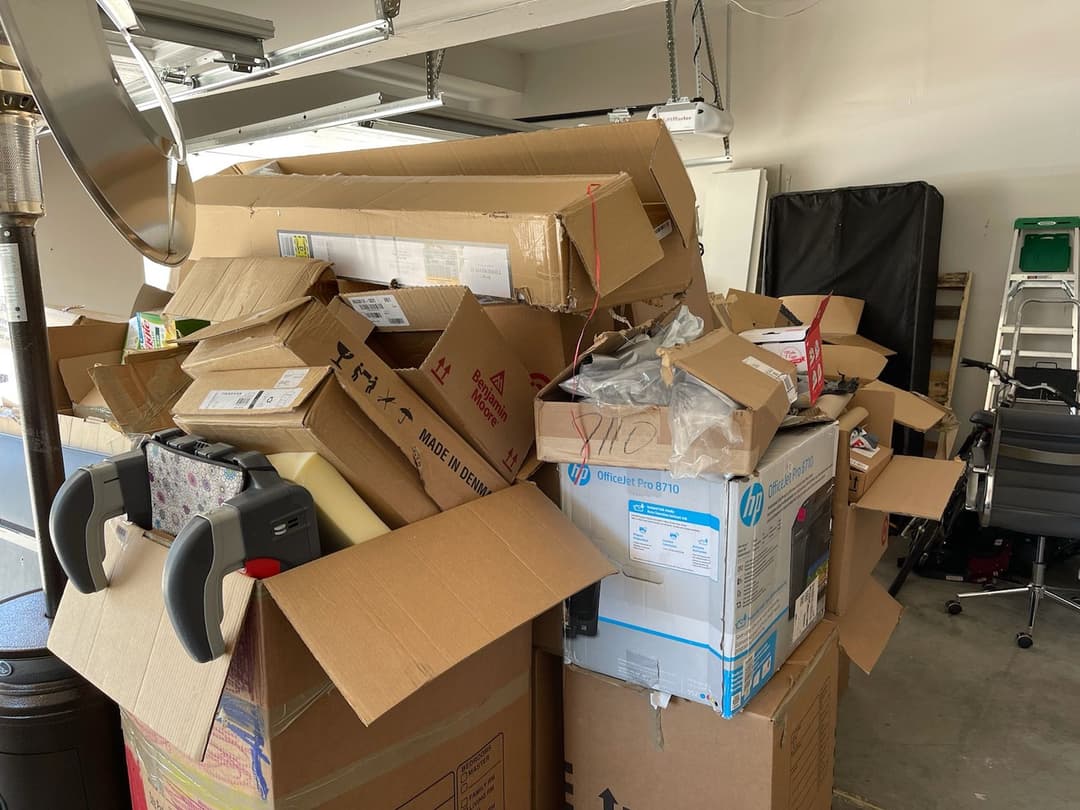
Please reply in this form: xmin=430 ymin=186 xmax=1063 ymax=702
xmin=961 ymin=357 xmax=1080 ymax=411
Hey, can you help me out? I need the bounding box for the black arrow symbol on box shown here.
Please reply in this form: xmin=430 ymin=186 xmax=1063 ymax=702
xmin=599 ymin=788 xmax=626 ymax=810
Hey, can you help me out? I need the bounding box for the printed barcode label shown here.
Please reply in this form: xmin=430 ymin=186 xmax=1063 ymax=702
xmin=653 ymin=219 xmax=674 ymax=241
xmin=274 ymin=369 xmax=309 ymax=389
xmin=742 ymin=356 xmax=798 ymax=404
xmin=347 ymin=294 xmax=411 ymax=328
xmin=199 ymin=387 xmax=303 ymax=411
xmin=849 ymin=456 xmax=871 ymax=473
xmin=0 ymin=245 xmax=27 ymax=324
xmin=792 ymin=576 xmax=820 ymax=641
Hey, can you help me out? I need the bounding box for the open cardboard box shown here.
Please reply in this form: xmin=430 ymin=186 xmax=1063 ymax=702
xmin=176 ymin=295 xmax=508 ymax=512
xmin=205 ymin=120 xmax=698 ymax=313
xmin=564 ymin=621 xmax=842 ymax=810
xmin=826 ymin=388 xmax=965 ymax=674
xmin=341 ymin=287 xmax=536 ymax=481
xmin=171 ymin=365 xmax=438 ymax=528
xmin=48 ymin=486 xmax=615 ymax=809
xmin=740 ymin=294 xmax=830 ymax=406
xmin=534 ymin=320 xmax=796 ymax=477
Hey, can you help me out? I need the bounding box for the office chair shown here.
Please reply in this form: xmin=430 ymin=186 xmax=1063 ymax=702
xmin=947 ymin=406 xmax=1080 ymax=648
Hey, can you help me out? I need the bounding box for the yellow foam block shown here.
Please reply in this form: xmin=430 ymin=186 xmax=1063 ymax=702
xmin=268 ymin=452 xmax=389 ymax=553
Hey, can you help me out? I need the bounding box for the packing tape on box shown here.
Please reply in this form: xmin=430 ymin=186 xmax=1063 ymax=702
xmin=267 ymin=677 xmax=337 ymax=738
xmin=278 ymin=671 xmax=529 ymax=810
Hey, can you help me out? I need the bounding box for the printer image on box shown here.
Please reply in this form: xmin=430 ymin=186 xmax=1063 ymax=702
xmin=562 ymin=423 xmax=838 ymax=716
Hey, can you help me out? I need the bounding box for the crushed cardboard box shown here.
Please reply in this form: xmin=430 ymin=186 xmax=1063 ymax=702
xmin=49 ymin=486 xmax=614 ymax=808
xmin=165 ymin=257 xmax=337 ymax=323
xmin=207 ymin=120 xmax=698 ymax=312
xmin=89 ymin=346 xmax=192 ymax=435
xmin=171 ymin=365 xmax=438 ymax=528
xmin=564 ymin=621 xmax=840 ymax=810
xmin=535 ymin=321 xmax=797 ymax=477
xmin=344 ymin=286 xmax=535 ymax=480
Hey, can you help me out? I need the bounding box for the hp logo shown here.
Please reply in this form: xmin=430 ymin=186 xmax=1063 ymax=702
xmin=567 ymin=464 xmax=591 ymax=486
xmin=739 ymin=483 xmax=764 ymax=526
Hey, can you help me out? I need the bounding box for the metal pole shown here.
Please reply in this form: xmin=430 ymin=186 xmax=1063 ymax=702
xmin=0 ymin=48 xmax=66 ymax=617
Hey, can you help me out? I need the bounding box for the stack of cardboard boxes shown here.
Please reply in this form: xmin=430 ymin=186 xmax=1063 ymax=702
xmin=39 ymin=120 xmax=962 ymax=810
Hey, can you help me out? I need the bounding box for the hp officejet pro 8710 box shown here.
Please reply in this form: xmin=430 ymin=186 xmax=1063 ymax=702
xmin=561 ymin=423 xmax=838 ymax=716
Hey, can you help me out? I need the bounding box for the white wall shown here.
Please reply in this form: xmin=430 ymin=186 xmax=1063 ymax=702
xmin=485 ymin=0 xmax=1080 ymax=425
xmin=36 ymin=136 xmax=145 ymax=315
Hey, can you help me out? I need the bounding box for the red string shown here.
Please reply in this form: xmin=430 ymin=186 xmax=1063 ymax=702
xmin=570 ymin=183 xmax=603 ymax=484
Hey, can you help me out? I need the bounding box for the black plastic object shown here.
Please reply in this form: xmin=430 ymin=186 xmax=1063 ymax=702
xmin=0 ymin=590 xmax=130 ymax=809
xmin=762 ymin=182 xmax=944 ymax=455
xmin=163 ymin=451 xmax=320 ymax=663
xmin=1014 ymin=366 xmax=1079 ymax=405
xmin=565 ymin=582 xmax=602 ymax=638
xmin=788 ymin=482 xmax=834 ymax=618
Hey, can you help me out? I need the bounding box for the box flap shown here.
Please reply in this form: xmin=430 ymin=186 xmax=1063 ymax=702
xmin=862 ymin=380 xmax=949 ymax=432
xmin=264 ymin=485 xmax=615 ymax=726
xmin=559 ymin=173 xmax=664 ymax=296
xmin=172 ymin=366 xmax=328 ymax=417
xmin=164 ymin=257 xmax=335 ymax=322
xmin=849 ymin=389 xmax=895 ymax=450
xmin=179 ymin=297 xmax=317 ymax=344
xmin=855 ymin=456 xmax=965 ymax=519
xmin=825 ymin=333 xmax=897 ymax=356
xmin=710 ymin=289 xmax=787 ymax=334
xmin=342 ymin=286 xmax=468 ymax=332
xmin=58 ymin=351 xmax=121 ymax=404
xmin=231 ymin=120 xmax=696 ymax=250
xmin=834 ymin=579 xmax=903 ymax=674
xmin=823 ymin=345 xmax=888 ymax=381
xmin=47 ymin=521 xmax=253 ymax=760
xmin=89 ymin=347 xmax=192 ymax=434
xmin=129 ymin=284 xmax=173 ymax=317
xmin=783 ymin=294 xmax=863 ymax=336
xmin=837 ymin=405 xmax=869 ymax=435
xmin=659 ymin=330 xmax=796 ymax=419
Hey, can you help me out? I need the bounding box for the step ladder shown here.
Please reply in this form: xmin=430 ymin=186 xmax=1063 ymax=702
xmin=986 ymin=217 xmax=1080 ymax=409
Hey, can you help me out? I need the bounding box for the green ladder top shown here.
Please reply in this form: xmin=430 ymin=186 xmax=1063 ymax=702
xmin=1014 ymin=216 xmax=1080 ymax=230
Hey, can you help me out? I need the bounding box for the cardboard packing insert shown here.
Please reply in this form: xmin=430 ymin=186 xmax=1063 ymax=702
xmin=171 ymin=365 xmax=438 ymax=528
xmin=202 ymin=119 xmax=698 ymax=312
xmin=535 ymin=321 xmax=797 ymax=477
xmin=48 ymin=486 xmax=615 ymax=809
xmin=343 ymin=286 xmax=537 ymax=481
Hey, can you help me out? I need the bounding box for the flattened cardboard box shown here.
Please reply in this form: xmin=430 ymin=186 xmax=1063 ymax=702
xmin=164 ymin=257 xmax=337 ymax=323
xmin=171 ymin=365 xmax=438 ymax=528
xmin=217 ymin=120 xmax=698 ymax=311
xmin=173 ymin=295 xmax=506 ymax=512
xmin=343 ymin=287 xmax=535 ymax=480
xmin=564 ymin=621 xmax=840 ymax=810
xmin=194 ymin=172 xmax=664 ymax=312
xmin=90 ymin=346 xmax=193 ymax=435
xmin=49 ymin=487 xmax=616 ymax=809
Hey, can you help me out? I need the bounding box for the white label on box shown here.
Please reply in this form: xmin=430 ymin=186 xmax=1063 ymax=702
xmin=849 ymin=456 xmax=870 ymax=473
xmin=347 ymin=294 xmax=411 ymax=328
xmin=278 ymin=230 xmax=513 ymax=299
xmin=200 ymin=387 xmax=302 ymax=411
xmin=792 ymin=576 xmax=820 ymax=640
xmin=742 ymin=356 xmax=798 ymax=404
xmin=0 ymin=245 xmax=27 ymax=324
xmin=627 ymin=499 xmax=720 ymax=580
xmin=274 ymin=369 xmax=309 ymax=389
xmin=653 ymin=219 xmax=674 ymax=241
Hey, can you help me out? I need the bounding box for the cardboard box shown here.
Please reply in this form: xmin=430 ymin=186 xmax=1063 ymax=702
xmin=741 ymin=295 xmax=829 ymax=405
xmin=625 ymin=232 xmax=714 ymax=330
xmin=89 ymin=346 xmax=193 ymax=434
xmin=164 ymin=257 xmax=337 ymax=323
xmin=561 ymin=424 xmax=838 ymax=716
xmin=343 ymin=287 xmax=535 ymax=480
xmin=213 ymin=120 xmax=698 ymax=312
xmin=484 ymin=303 xmax=615 ymax=394
xmin=849 ymin=444 xmax=893 ymax=500
xmin=171 ymin=366 xmax=439 ymax=528
xmin=563 ymin=621 xmax=841 ymax=810
xmin=782 ymin=295 xmax=896 ymax=383
xmin=535 ymin=325 xmax=797 ymax=477
xmin=49 ymin=486 xmax=615 ymax=809
xmin=174 ymin=296 xmax=507 ymax=513
xmin=195 ymin=172 xmax=664 ymax=312
xmin=180 ymin=297 xmax=366 ymax=378
xmin=711 ymin=289 xmax=793 ymax=334
xmin=0 ymin=413 xmax=131 ymax=457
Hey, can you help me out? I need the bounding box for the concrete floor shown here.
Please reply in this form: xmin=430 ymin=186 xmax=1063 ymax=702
xmin=832 ymin=543 xmax=1080 ymax=810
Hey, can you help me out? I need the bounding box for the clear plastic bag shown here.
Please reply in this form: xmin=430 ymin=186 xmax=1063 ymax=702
xmin=560 ymin=307 xmax=704 ymax=405
xmin=668 ymin=369 xmax=742 ymax=479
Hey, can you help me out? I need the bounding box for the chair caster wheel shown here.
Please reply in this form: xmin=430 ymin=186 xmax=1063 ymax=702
xmin=946 ymin=599 xmax=962 ymax=615
xmin=1016 ymin=632 xmax=1034 ymax=649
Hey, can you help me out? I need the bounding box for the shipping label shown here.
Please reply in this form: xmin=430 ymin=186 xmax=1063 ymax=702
xmin=199 ymin=387 xmax=303 ymax=411
xmin=792 ymin=576 xmax=820 ymax=641
xmin=743 ymin=356 xmax=798 ymax=404
xmin=347 ymin=294 xmax=410 ymax=328
xmin=626 ymin=499 xmax=720 ymax=580
xmin=279 ymin=230 xmax=513 ymax=299
xmin=274 ymin=369 xmax=309 ymax=388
